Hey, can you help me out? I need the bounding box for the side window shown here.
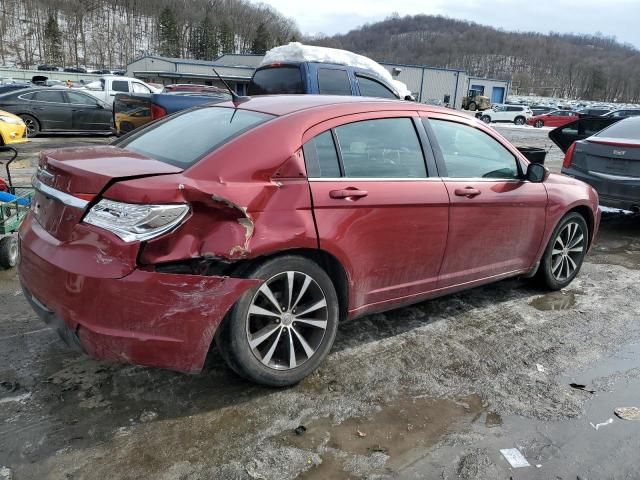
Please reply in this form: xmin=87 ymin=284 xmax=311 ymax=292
xmin=317 ymin=68 xmax=352 ymax=96
xmin=302 ymin=131 xmax=341 ymax=178
xmin=33 ymin=91 xmax=66 ymax=103
xmin=356 ymin=75 xmax=398 ymax=99
xmin=112 ymin=80 xmax=130 ymax=92
xmin=427 ymin=119 xmax=520 ymax=179
xmin=335 ymin=118 xmax=426 ymax=178
xmin=66 ymin=91 xmax=97 ymax=105
xmin=132 ymin=82 xmax=151 ymax=93
xmin=507 ymin=106 xmax=520 ymax=112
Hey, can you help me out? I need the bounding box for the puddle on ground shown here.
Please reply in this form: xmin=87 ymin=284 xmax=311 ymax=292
xmin=529 ymin=290 xmax=582 ymax=311
xmin=277 ymin=394 xmax=484 ymax=479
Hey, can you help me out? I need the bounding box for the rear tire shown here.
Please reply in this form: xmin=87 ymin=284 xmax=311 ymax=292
xmin=216 ymin=255 xmax=339 ymax=387
xmin=481 ymin=115 xmax=491 ymax=124
xmin=536 ymin=212 xmax=588 ymax=290
xmin=19 ymin=114 xmax=40 ymax=137
xmin=514 ymin=116 xmax=526 ymax=125
xmin=0 ymin=236 xmax=18 ymax=269
xmin=534 ymin=120 xmax=544 ymax=128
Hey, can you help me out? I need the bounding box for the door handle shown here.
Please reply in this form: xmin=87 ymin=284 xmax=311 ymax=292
xmin=454 ymin=187 xmax=481 ymax=198
xmin=329 ymin=188 xmax=368 ymax=199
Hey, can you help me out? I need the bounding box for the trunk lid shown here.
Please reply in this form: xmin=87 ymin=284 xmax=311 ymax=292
xmin=548 ymin=117 xmax=622 ymax=153
xmin=574 ymin=138 xmax=640 ymax=178
xmin=33 ymin=146 xmax=182 ymax=241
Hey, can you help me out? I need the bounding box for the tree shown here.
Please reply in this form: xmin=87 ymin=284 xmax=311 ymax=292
xmin=251 ymin=22 xmax=270 ymax=54
xmin=43 ymin=13 xmax=63 ymax=65
xmin=189 ymin=15 xmax=219 ymax=60
xmin=157 ymin=6 xmax=179 ymax=57
xmin=219 ymin=20 xmax=234 ymax=54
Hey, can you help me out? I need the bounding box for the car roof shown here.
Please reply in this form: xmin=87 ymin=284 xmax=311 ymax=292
xmin=217 ymin=94 xmax=456 ymax=118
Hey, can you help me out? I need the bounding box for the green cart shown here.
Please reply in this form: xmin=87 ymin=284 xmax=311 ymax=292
xmin=0 ymin=147 xmax=33 ymax=268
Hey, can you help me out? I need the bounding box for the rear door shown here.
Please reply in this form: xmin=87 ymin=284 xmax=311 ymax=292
xmin=30 ymin=90 xmax=72 ymax=130
xmin=305 ymin=113 xmax=449 ymax=312
xmin=65 ymin=90 xmax=111 ymax=131
xmin=354 ymin=74 xmax=399 ymax=99
xmin=422 ymin=114 xmax=547 ymax=287
xmin=310 ymin=64 xmax=355 ymax=96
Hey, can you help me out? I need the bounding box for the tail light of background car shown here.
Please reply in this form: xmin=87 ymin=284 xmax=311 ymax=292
xmin=563 ymin=142 xmax=577 ymax=169
xmin=151 ymin=103 xmax=167 ymax=120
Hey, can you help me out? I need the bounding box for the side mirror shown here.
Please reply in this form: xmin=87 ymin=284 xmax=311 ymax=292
xmin=525 ymin=163 xmax=548 ymax=183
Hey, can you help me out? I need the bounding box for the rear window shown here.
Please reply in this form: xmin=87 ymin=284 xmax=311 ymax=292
xmin=248 ymin=66 xmax=304 ymax=95
xmin=596 ymin=119 xmax=640 ymax=140
xmin=117 ymin=107 xmax=274 ymax=168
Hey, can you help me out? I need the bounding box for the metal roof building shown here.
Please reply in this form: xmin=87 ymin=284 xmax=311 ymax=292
xmin=127 ymin=54 xmax=510 ymax=106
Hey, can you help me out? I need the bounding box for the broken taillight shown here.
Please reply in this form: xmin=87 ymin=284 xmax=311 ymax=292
xmin=563 ymin=142 xmax=577 ymax=169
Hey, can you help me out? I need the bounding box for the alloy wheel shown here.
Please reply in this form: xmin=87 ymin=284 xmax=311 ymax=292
xmin=550 ymin=221 xmax=585 ymax=281
xmin=246 ymin=271 xmax=328 ymax=370
xmin=23 ymin=118 xmax=36 ymax=136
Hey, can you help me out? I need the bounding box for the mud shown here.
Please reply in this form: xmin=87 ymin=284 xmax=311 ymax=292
xmin=1 ymin=132 xmax=640 ymax=479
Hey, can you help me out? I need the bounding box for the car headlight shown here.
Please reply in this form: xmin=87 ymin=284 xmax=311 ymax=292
xmin=83 ymin=199 xmax=189 ymax=242
xmin=0 ymin=115 xmax=23 ymax=125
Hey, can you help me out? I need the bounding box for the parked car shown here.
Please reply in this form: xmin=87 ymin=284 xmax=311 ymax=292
xmin=527 ymin=110 xmax=579 ymax=128
xmin=479 ymin=105 xmax=532 ymax=125
xmin=530 ymin=106 xmax=556 ymax=116
xmin=0 ymin=87 xmax=112 ymax=136
xmin=0 ymin=84 xmax=30 ymax=95
xmin=0 ymin=109 xmax=27 ymax=146
xmin=248 ymin=61 xmax=408 ymax=100
xmin=602 ymin=109 xmax=640 ymax=119
xmin=552 ymin=116 xmax=639 ymax=212
xmin=37 ymin=65 xmax=59 ymax=71
xmin=82 ymin=76 xmax=161 ymax=105
xmin=577 ymin=107 xmax=612 ymax=117
xmin=63 ymin=67 xmax=87 ymax=74
xmin=113 ymin=88 xmax=232 ymax=135
xmin=20 ymin=96 xmax=600 ymax=386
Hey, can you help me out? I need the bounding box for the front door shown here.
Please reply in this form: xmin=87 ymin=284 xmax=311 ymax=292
xmin=423 ymin=115 xmax=548 ymax=287
xmin=65 ymin=90 xmax=111 ymax=131
xmin=304 ymin=115 xmax=450 ymax=314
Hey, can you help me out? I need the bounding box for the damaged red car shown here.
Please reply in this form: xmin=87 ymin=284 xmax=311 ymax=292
xmin=19 ymin=96 xmax=600 ymax=386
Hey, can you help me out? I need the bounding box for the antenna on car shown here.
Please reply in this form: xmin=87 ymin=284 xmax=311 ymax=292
xmin=212 ymin=67 xmax=250 ymax=106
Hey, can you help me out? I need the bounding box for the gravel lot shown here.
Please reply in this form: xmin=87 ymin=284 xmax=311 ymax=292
xmin=1 ymin=127 xmax=639 ymax=480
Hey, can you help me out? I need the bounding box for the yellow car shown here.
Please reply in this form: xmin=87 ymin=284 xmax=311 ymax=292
xmin=0 ymin=109 xmax=28 ymax=146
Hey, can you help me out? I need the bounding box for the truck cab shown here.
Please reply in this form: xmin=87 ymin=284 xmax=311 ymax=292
xmin=247 ymin=62 xmax=411 ymax=100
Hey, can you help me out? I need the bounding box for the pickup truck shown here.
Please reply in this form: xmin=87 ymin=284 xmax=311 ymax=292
xmin=81 ymin=76 xmax=162 ymax=105
xmin=113 ymin=87 xmax=231 ymax=135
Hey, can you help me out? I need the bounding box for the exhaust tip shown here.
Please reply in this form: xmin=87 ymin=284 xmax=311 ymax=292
xmin=631 ymin=205 xmax=640 ymax=214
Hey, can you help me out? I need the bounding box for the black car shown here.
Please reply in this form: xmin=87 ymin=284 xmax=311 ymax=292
xmin=552 ymin=116 xmax=639 ymax=212
xmin=0 ymin=87 xmax=112 ymax=137
xmin=37 ymin=65 xmax=59 ymax=71
xmin=63 ymin=67 xmax=87 ymax=73
xmin=0 ymin=84 xmax=30 ymax=95
xmin=578 ymin=108 xmax=612 ymax=117
xmin=603 ymin=109 xmax=640 ymax=119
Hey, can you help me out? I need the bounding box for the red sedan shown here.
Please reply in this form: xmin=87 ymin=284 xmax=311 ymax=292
xmin=19 ymin=96 xmax=600 ymax=386
xmin=527 ymin=110 xmax=580 ymax=128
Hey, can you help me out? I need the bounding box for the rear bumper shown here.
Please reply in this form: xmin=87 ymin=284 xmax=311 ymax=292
xmin=562 ymin=167 xmax=640 ymax=211
xmin=18 ymin=216 xmax=261 ymax=373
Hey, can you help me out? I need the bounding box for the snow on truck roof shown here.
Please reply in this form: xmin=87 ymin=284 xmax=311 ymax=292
xmin=260 ymin=42 xmax=413 ymax=99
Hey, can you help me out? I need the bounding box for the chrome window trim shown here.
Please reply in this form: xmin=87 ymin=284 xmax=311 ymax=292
xmin=588 ymin=171 xmax=639 ymax=181
xmin=32 ymin=177 xmax=89 ymax=209
xmin=308 ymin=177 xmax=443 ymax=182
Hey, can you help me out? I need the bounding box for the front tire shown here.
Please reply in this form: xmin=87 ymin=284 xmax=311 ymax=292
xmin=534 ymin=120 xmax=544 ymax=128
xmin=481 ymin=115 xmax=491 ymax=124
xmin=216 ymin=255 xmax=339 ymax=387
xmin=537 ymin=212 xmax=588 ymax=290
xmin=0 ymin=236 xmax=18 ymax=269
xmin=468 ymin=102 xmax=477 ymax=111
xmin=19 ymin=114 xmax=40 ymax=137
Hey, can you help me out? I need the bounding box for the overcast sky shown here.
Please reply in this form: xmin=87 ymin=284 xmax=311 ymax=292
xmin=262 ymin=0 xmax=640 ymax=49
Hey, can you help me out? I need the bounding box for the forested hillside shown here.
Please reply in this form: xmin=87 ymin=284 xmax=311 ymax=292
xmin=0 ymin=0 xmax=298 ymax=69
xmin=309 ymin=14 xmax=640 ymax=102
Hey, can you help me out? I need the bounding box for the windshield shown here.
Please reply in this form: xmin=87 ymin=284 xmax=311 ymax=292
xmin=248 ymin=66 xmax=304 ymax=95
xmin=117 ymin=107 xmax=274 ymax=168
